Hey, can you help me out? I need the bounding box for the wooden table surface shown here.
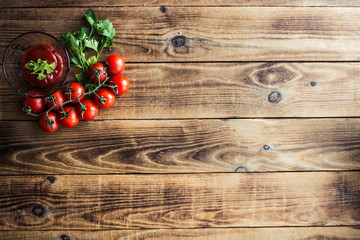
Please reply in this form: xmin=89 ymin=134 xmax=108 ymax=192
xmin=1 ymin=1 xmax=360 ymax=239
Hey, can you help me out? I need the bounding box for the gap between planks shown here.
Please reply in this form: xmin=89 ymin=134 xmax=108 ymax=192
xmin=0 ymin=169 xmax=360 ymax=177
xmin=1 ymin=227 xmax=360 ymax=240
xmin=2 ymin=0 xmax=360 ymax=7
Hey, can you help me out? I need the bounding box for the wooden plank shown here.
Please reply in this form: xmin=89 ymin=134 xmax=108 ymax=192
xmin=1 ymin=62 xmax=360 ymax=120
xmin=1 ymin=7 xmax=360 ymax=62
xmin=0 ymin=172 xmax=359 ymax=229
xmin=2 ymin=0 xmax=360 ymax=7
xmin=1 ymin=227 xmax=360 ymax=240
xmin=0 ymin=118 xmax=359 ymax=174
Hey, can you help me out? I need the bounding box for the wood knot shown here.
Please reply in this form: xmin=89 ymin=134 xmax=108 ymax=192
xmin=32 ymin=205 xmax=46 ymax=217
xmin=47 ymin=176 xmax=56 ymax=184
xmin=268 ymin=91 xmax=282 ymax=103
xmin=263 ymin=145 xmax=271 ymax=150
xmin=172 ymin=36 xmax=186 ymax=47
xmin=159 ymin=6 xmax=167 ymax=13
xmin=235 ymin=167 xmax=247 ymax=173
xmin=60 ymin=235 xmax=71 ymax=240
xmin=250 ymin=63 xmax=299 ymax=86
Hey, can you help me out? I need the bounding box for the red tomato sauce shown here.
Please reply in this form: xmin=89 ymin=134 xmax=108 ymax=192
xmin=21 ymin=43 xmax=63 ymax=88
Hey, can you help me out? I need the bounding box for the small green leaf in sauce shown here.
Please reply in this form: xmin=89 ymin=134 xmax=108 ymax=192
xmin=25 ymin=58 xmax=55 ymax=80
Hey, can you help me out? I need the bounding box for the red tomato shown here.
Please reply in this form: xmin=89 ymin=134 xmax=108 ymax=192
xmin=106 ymin=54 xmax=125 ymax=75
xmin=89 ymin=62 xmax=108 ymax=83
xmin=109 ymin=75 xmax=130 ymax=95
xmin=77 ymin=99 xmax=98 ymax=120
xmin=45 ymin=90 xmax=65 ymax=111
xmin=59 ymin=106 xmax=79 ymax=128
xmin=23 ymin=97 xmax=45 ymax=114
xmin=39 ymin=112 xmax=59 ymax=133
xmin=94 ymin=88 xmax=115 ymax=109
xmin=65 ymin=82 xmax=85 ymax=104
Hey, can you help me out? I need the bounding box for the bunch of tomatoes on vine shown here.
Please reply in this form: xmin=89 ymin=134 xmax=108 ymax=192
xmin=22 ymin=9 xmax=130 ymax=133
xmin=23 ymin=54 xmax=129 ymax=133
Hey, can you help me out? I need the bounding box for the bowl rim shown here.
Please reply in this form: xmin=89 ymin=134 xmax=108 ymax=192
xmin=2 ymin=31 xmax=70 ymax=98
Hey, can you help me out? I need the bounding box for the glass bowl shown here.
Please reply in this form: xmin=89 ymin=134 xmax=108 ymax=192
xmin=2 ymin=32 xmax=70 ymax=98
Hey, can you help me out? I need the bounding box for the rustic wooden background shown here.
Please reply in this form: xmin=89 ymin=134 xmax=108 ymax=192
xmin=0 ymin=0 xmax=359 ymax=239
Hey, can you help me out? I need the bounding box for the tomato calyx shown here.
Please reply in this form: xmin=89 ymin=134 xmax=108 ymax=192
xmin=23 ymin=103 xmax=46 ymax=116
xmin=79 ymin=104 xmax=87 ymax=119
xmin=107 ymin=82 xmax=118 ymax=93
xmin=22 ymin=97 xmax=46 ymax=115
xmin=45 ymin=113 xmax=56 ymax=130
xmin=58 ymin=107 xmax=74 ymax=120
xmin=89 ymin=63 xmax=108 ymax=84
xmin=108 ymin=75 xmax=129 ymax=95
xmin=39 ymin=111 xmax=59 ymax=133
xmin=94 ymin=93 xmax=107 ymax=105
xmin=65 ymin=86 xmax=77 ymax=97
xmin=22 ymin=105 xmax=33 ymax=115
xmin=45 ymin=94 xmax=56 ymax=103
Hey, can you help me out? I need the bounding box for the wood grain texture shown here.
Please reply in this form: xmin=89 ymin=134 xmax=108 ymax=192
xmin=1 ymin=62 xmax=360 ymax=120
xmin=1 ymin=1 xmax=359 ymax=238
xmin=1 ymin=227 xmax=360 ymax=240
xmin=1 ymin=7 xmax=360 ymax=62
xmin=2 ymin=0 xmax=360 ymax=7
xmin=1 ymin=119 xmax=359 ymax=174
xmin=0 ymin=172 xmax=359 ymax=230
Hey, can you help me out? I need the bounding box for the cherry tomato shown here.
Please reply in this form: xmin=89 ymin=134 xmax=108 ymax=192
xmin=94 ymin=88 xmax=115 ymax=109
xmin=65 ymin=82 xmax=85 ymax=104
xmin=89 ymin=62 xmax=108 ymax=83
xmin=45 ymin=90 xmax=65 ymax=111
xmin=59 ymin=106 xmax=79 ymax=128
xmin=23 ymin=97 xmax=45 ymax=114
xmin=39 ymin=112 xmax=59 ymax=133
xmin=109 ymin=75 xmax=130 ymax=95
xmin=106 ymin=54 xmax=125 ymax=75
xmin=77 ymin=99 xmax=98 ymax=120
